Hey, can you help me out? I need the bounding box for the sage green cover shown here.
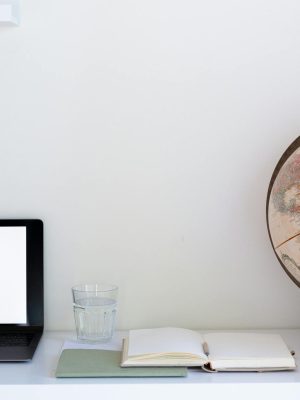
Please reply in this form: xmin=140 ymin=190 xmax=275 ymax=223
xmin=55 ymin=349 xmax=187 ymax=378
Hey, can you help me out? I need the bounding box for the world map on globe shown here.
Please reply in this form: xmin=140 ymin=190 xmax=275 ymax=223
xmin=268 ymin=137 xmax=300 ymax=286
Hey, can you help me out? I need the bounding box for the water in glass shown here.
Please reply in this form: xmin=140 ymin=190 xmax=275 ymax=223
xmin=73 ymin=296 xmax=117 ymax=342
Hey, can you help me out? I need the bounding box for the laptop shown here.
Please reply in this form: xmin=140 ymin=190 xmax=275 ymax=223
xmin=0 ymin=219 xmax=43 ymax=361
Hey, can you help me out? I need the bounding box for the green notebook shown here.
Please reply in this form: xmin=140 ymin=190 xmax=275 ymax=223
xmin=55 ymin=349 xmax=187 ymax=378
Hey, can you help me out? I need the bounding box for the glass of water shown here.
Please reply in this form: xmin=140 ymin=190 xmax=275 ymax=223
xmin=72 ymin=283 xmax=118 ymax=342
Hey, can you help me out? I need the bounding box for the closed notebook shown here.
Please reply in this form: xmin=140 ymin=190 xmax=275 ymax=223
xmin=55 ymin=349 xmax=187 ymax=378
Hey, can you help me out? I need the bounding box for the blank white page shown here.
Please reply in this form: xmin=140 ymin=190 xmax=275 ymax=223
xmin=0 ymin=227 xmax=26 ymax=323
xmin=204 ymin=332 xmax=292 ymax=359
xmin=128 ymin=327 xmax=205 ymax=357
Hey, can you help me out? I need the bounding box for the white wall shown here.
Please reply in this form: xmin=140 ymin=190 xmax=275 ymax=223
xmin=0 ymin=0 xmax=300 ymax=330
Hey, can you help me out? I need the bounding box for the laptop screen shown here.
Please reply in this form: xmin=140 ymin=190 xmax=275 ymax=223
xmin=0 ymin=227 xmax=27 ymax=324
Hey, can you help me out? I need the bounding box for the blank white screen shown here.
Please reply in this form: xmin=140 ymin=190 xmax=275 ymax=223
xmin=0 ymin=227 xmax=26 ymax=323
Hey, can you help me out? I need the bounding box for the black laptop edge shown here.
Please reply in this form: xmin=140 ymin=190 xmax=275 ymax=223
xmin=0 ymin=219 xmax=43 ymax=361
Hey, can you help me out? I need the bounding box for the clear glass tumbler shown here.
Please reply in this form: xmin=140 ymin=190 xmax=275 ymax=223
xmin=72 ymin=283 xmax=118 ymax=342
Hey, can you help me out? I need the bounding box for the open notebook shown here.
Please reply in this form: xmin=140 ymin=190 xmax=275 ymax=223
xmin=121 ymin=328 xmax=296 ymax=372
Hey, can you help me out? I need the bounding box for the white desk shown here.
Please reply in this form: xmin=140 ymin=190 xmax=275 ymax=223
xmin=0 ymin=329 xmax=300 ymax=400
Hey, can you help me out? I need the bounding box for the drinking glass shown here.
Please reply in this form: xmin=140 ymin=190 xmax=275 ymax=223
xmin=72 ymin=283 xmax=118 ymax=342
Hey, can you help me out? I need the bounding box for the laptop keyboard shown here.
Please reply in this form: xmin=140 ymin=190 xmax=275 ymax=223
xmin=0 ymin=333 xmax=34 ymax=347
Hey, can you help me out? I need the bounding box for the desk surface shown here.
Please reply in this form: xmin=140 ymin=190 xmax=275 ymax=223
xmin=1 ymin=329 xmax=300 ymax=400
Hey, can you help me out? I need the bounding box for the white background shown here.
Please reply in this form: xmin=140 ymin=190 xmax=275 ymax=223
xmin=0 ymin=227 xmax=26 ymax=323
xmin=0 ymin=0 xmax=300 ymax=330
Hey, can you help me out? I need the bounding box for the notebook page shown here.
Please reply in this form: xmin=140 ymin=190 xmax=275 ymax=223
xmin=203 ymin=333 xmax=293 ymax=360
xmin=128 ymin=328 xmax=206 ymax=358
